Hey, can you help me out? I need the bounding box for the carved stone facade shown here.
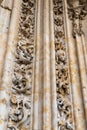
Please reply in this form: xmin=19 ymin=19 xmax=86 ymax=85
xmin=68 ymin=0 xmax=87 ymax=38
xmin=0 ymin=0 xmax=87 ymax=130
xmin=7 ymin=1 xmax=35 ymax=130
xmin=53 ymin=0 xmax=73 ymax=129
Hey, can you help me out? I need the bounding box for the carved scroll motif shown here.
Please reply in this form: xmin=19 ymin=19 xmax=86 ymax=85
xmin=7 ymin=0 xmax=35 ymax=130
xmin=53 ymin=0 xmax=73 ymax=129
xmin=67 ymin=0 xmax=87 ymax=38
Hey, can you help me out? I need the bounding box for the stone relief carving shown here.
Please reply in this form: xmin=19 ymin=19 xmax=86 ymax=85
xmin=0 ymin=0 xmax=12 ymax=11
xmin=53 ymin=0 xmax=73 ymax=129
xmin=67 ymin=0 xmax=87 ymax=38
xmin=8 ymin=95 xmax=31 ymax=124
xmin=7 ymin=0 xmax=35 ymax=130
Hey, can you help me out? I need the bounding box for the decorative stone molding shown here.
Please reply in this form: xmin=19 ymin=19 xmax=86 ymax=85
xmin=64 ymin=0 xmax=87 ymax=129
xmin=7 ymin=0 xmax=35 ymax=130
xmin=0 ymin=0 xmax=87 ymax=130
xmin=67 ymin=1 xmax=87 ymax=122
xmin=53 ymin=0 xmax=73 ymax=129
xmin=67 ymin=0 xmax=87 ymax=38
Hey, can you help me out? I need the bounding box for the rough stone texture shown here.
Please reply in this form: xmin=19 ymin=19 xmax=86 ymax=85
xmin=7 ymin=1 xmax=36 ymax=130
xmin=53 ymin=0 xmax=73 ymax=129
xmin=0 ymin=0 xmax=87 ymax=130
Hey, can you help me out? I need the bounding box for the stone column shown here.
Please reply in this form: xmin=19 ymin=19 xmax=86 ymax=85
xmin=32 ymin=0 xmax=57 ymax=130
xmin=0 ymin=0 xmax=87 ymax=130
xmin=0 ymin=0 xmax=13 ymax=83
xmin=0 ymin=0 xmax=21 ymax=130
xmin=32 ymin=0 xmax=43 ymax=129
xmin=64 ymin=0 xmax=87 ymax=129
xmin=50 ymin=0 xmax=57 ymax=129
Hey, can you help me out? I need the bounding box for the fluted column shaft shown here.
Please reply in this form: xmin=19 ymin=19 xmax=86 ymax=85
xmin=32 ymin=0 xmax=43 ymax=129
xmin=0 ymin=1 xmax=21 ymax=130
xmin=0 ymin=0 xmax=13 ymax=83
xmin=64 ymin=0 xmax=87 ymax=129
xmin=50 ymin=0 xmax=57 ymax=129
xmin=32 ymin=0 xmax=57 ymax=130
xmin=43 ymin=0 xmax=51 ymax=130
xmin=75 ymin=32 xmax=87 ymax=120
xmin=81 ymin=34 xmax=87 ymax=71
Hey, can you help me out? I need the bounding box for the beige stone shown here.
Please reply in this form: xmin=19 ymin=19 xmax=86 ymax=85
xmin=0 ymin=0 xmax=87 ymax=130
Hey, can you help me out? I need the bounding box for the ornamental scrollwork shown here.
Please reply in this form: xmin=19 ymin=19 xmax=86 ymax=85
xmin=8 ymin=95 xmax=31 ymax=124
xmin=7 ymin=0 xmax=35 ymax=130
xmin=15 ymin=40 xmax=34 ymax=65
xmin=53 ymin=0 xmax=73 ymax=129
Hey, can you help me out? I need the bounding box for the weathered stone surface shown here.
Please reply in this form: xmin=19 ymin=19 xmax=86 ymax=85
xmin=0 ymin=0 xmax=87 ymax=130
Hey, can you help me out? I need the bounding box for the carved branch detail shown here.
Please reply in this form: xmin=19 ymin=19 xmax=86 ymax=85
xmin=53 ymin=0 xmax=73 ymax=129
xmin=7 ymin=0 xmax=35 ymax=130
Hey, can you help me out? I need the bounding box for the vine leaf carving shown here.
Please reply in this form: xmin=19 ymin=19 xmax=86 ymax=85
xmin=53 ymin=0 xmax=73 ymax=129
xmin=7 ymin=0 xmax=35 ymax=129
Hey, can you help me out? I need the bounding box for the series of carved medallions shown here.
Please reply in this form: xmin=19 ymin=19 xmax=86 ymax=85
xmin=53 ymin=0 xmax=73 ymax=129
xmin=7 ymin=0 xmax=35 ymax=130
xmin=67 ymin=0 xmax=87 ymax=38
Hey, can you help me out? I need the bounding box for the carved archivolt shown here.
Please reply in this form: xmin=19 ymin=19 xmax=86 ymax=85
xmin=53 ymin=0 xmax=73 ymax=129
xmin=7 ymin=0 xmax=35 ymax=130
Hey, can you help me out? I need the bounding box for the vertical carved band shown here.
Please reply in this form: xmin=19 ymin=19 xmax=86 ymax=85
xmin=53 ymin=0 xmax=73 ymax=129
xmin=7 ymin=0 xmax=35 ymax=130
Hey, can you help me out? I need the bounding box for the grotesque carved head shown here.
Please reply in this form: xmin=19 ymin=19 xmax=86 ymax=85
xmin=8 ymin=95 xmax=31 ymax=128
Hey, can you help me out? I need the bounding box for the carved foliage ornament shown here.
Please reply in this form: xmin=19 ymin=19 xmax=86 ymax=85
xmin=7 ymin=0 xmax=35 ymax=130
xmin=53 ymin=0 xmax=73 ymax=129
xmin=68 ymin=0 xmax=87 ymax=38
